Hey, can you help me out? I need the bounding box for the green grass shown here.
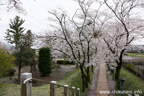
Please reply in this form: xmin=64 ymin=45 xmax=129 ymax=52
xmin=119 ymin=68 xmax=144 ymax=96
xmin=0 ymin=67 xmax=94 ymax=96
xmin=59 ymin=67 xmax=94 ymax=96
xmin=0 ymin=83 xmax=20 ymax=96
xmin=126 ymin=63 xmax=134 ymax=70
xmin=127 ymin=53 xmax=144 ymax=57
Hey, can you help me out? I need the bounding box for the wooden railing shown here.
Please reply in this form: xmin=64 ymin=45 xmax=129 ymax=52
xmin=21 ymin=73 xmax=80 ymax=96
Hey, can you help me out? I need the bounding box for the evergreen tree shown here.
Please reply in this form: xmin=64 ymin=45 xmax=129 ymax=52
xmin=38 ymin=47 xmax=51 ymax=76
xmin=5 ymin=16 xmax=25 ymax=51
xmin=24 ymin=30 xmax=34 ymax=47
xmin=5 ymin=16 xmax=35 ymax=80
xmin=5 ymin=16 xmax=25 ymax=80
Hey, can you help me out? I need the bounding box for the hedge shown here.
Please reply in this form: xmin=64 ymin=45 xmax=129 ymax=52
xmin=57 ymin=60 xmax=74 ymax=65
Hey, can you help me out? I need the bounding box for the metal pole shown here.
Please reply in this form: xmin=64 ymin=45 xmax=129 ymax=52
xmin=120 ymin=78 xmax=125 ymax=96
xmin=121 ymin=85 xmax=124 ymax=96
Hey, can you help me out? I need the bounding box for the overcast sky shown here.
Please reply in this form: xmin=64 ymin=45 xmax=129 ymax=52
xmin=0 ymin=0 xmax=144 ymax=45
xmin=0 ymin=0 xmax=77 ymax=43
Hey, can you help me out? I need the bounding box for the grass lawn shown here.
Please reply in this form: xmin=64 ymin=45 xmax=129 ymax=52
xmin=119 ymin=68 xmax=144 ymax=96
xmin=127 ymin=53 xmax=144 ymax=57
xmin=59 ymin=67 xmax=93 ymax=96
xmin=0 ymin=67 xmax=93 ymax=96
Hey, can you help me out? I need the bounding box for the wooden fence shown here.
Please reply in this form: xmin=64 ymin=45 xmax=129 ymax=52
xmin=21 ymin=73 xmax=80 ymax=96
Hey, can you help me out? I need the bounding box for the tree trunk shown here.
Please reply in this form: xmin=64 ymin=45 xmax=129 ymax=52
xmin=30 ymin=58 xmax=35 ymax=73
xmin=80 ymin=66 xmax=85 ymax=92
xmin=30 ymin=62 xmax=33 ymax=73
xmin=18 ymin=50 xmax=22 ymax=82
xmin=91 ymin=65 xmax=94 ymax=72
xmin=85 ymin=77 xmax=88 ymax=88
xmin=80 ymin=65 xmax=89 ymax=91
xmin=115 ymin=62 xmax=122 ymax=89
xmin=86 ymin=67 xmax=90 ymax=83
xmin=31 ymin=59 xmax=40 ymax=78
xmin=115 ymin=49 xmax=125 ymax=89
xmin=18 ymin=60 xmax=22 ymax=82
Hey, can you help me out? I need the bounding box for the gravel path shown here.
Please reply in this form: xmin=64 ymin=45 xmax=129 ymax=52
xmin=86 ymin=60 xmax=117 ymax=96
xmin=87 ymin=60 xmax=112 ymax=96
xmin=96 ymin=61 xmax=110 ymax=96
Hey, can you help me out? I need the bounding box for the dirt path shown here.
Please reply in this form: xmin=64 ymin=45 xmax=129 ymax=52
xmin=96 ymin=61 xmax=110 ymax=96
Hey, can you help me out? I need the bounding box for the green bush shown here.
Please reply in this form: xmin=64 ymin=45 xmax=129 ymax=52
xmin=56 ymin=60 xmax=74 ymax=65
xmin=2 ymin=68 xmax=16 ymax=77
xmin=38 ymin=47 xmax=52 ymax=76
xmin=7 ymin=68 xmax=16 ymax=76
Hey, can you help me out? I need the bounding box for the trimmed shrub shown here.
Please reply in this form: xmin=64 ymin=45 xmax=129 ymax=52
xmin=57 ymin=60 xmax=74 ymax=65
xmin=38 ymin=47 xmax=52 ymax=76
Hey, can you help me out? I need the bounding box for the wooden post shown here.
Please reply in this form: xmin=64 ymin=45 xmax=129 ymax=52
xmin=72 ymin=87 xmax=75 ymax=96
xmin=50 ymin=81 xmax=57 ymax=96
xmin=21 ymin=73 xmax=32 ymax=96
xmin=76 ymin=88 xmax=80 ymax=96
xmin=64 ymin=85 xmax=69 ymax=96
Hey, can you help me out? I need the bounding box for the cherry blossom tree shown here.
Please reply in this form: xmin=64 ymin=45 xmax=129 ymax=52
xmin=0 ymin=0 xmax=25 ymax=13
xmin=103 ymin=0 xmax=144 ymax=89
xmin=38 ymin=0 xmax=107 ymax=91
